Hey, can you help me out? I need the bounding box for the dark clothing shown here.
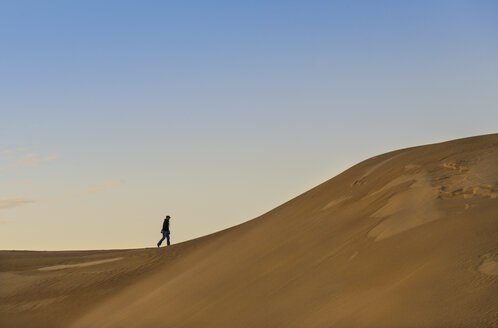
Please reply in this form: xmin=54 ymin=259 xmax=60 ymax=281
xmin=158 ymin=230 xmax=170 ymax=246
xmin=157 ymin=219 xmax=171 ymax=247
xmin=162 ymin=219 xmax=170 ymax=232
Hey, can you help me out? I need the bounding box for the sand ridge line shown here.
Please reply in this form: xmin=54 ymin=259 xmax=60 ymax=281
xmin=352 ymin=152 xmax=407 ymax=187
xmin=37 ymin=257 xmax=123 ymax=271
xmin=368 ymin=171 xmax=440 ymax=241
xmin=322 ymin=196 xmax=350 ymax=210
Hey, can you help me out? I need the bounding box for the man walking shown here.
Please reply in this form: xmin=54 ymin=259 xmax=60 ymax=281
xmin=157 ymin=215 xmax=171 ymax=247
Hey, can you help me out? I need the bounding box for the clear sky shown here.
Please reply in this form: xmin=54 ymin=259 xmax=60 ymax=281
xmin=1 ymin=0 xmax=497 ymax=250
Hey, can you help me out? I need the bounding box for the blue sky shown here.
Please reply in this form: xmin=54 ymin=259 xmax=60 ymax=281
xmin=1 ymin=0 xmax=497 ymax=250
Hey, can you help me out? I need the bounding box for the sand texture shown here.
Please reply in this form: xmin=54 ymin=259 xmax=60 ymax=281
xmin=1 ymin=134 xmax=497 ymax=327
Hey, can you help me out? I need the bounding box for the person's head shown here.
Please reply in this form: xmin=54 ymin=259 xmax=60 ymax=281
xmin=165 ymin=215 xmax=170 ymax=220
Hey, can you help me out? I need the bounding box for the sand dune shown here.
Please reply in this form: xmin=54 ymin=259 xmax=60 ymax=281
xmin=37 ymin=258 xmax=123 ymax=271
xmin=1 ymin=134 xmax=497 ymax=327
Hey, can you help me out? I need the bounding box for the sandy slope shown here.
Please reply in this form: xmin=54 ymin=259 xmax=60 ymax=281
xmin=1 ymin=134 xmax=497 ymax=328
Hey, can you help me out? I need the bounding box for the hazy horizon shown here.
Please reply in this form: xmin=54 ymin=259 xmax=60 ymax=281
xmin=1 ymin=0 xmax=497 ymax=250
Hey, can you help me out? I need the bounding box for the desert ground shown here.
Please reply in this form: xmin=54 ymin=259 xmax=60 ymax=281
xmin=1 ymin=134 xmax=497 ymax=328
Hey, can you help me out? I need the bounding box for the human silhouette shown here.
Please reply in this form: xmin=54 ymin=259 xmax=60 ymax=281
xmin=157 ymin=215 xmax=171 ymax=247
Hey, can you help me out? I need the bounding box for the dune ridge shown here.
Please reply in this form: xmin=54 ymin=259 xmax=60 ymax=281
xmin=1 ymin=134 xmax=497 ymax=328
xmin=37 ymin=257 xmax=123 ymax=271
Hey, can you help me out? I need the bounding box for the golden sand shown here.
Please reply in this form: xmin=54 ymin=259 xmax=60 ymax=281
xmin=1 ymin=134 xmax=497 ymax=327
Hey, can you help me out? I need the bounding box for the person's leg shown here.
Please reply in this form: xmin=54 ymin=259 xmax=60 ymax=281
xmin=157 ymin=231 xmax=166 ymax=247
xmin=166 ymin=233 xmax=170 ymax=246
